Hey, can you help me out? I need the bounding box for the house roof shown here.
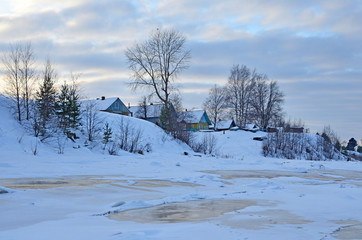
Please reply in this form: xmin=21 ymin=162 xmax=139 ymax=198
xmin=181 ymin=110 xmax=208 ymax=124
xmin=215 ymin=120 xmax=234 ymax=130
xmin=129 ymin=104 xmax=164 ymax=118
xmin=80 ymin=97 xmax=119 ymax=111
xmin=244 ymin=123 xmax=259 ymax=130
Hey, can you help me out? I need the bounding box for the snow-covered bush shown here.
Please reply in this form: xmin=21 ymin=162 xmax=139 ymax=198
xmin=191 ymin=133 xmax=218 ymax=155
xmin=263 ymin=132 xmax=346 ymax=161
xmin=116 ymin=118 xmax=146 ymax=153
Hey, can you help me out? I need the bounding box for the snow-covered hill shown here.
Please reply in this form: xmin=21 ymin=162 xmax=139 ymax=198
xmin=1 ymin=96 xmax=362 ymax=240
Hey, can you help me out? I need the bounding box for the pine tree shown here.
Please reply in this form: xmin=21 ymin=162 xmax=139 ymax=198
xmin=36 ymin=60 xmax=57 ymax=135
xmin=102 ymin=122 xmax=112 ymax=149
xmin=56 ymin=74 xmax=81 ymax=132
xmin=68 ymin=80 xmax=81 ymax=129
xmin=346 ymin=138 xmax=357 ymax=151
xmin=57 ymin=82 xmax=70 ymax=131
xmin=334 ymin=140 xmax=342 ymax=151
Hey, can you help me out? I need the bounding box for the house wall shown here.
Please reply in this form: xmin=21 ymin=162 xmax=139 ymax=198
xmin=107 ymin=99 xmax=130 ymax=115
xmin=186 ymin=122 xmax=209 ymax=131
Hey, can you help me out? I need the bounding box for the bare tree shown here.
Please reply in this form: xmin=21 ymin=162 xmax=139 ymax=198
xmin=19 ymin=43 xmax=36 ymax=120
xmin=2 ymin=43 xmax=22 ymax=121
xmin=225 ymin=65 xmax=256 ymax=128
xmin=136 ymin=96 xmax=149 ymax=119
xmin=125 ymin=28 xmax=191 ymax=130
xmin=250 ymin=75 xmax=284 ymax=129
xmin=83 ymin=101 xmax=102 ymax=142
xmin=2 ymin=42 xmax=37 ymax=122
xmin=203 ymin=84 xmax=226 ymax=128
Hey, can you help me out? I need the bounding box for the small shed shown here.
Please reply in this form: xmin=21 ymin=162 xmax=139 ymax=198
xmin=242 ymin=124 xmax=260 ymax=133
xmin=215 ymin=120 xmax=236 ymax=131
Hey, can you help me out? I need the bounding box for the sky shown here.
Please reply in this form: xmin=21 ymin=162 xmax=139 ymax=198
xmin=0 ymin=0 xmax=361 ymax=141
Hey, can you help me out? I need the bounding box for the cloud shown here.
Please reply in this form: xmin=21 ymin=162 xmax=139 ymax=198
xmin=0 ymin=0 xmax=361 ymax=140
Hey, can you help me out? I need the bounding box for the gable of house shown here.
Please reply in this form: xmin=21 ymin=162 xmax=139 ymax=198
xmin=215 ymin=120 xmax=235 ymax=131
xmin=81 ymin=97 xmax=130 ymax=116
xmin=181 ymin=110 xmax=211 ymax=131
xmin=106 ymin=98 xmax=130 ymax=115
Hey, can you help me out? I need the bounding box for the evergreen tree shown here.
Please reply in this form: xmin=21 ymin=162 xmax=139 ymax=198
xmin=68 ymin=74 xmax=81 ymax=128
xmin=159 ymin=105 xmax=169 ymax=129
xmin=57 ymin=82 xmax=70 ymax=131
xmin=56 ymin=74 xmax=81 ymax=132
xmin=102 ymin=122 xmax=112 ymax=149
xmin=346 ymin=138 xmax=357 ymax=151
xmin=36 ymin=59 xmax=57 ymax=135
xmin=321 ymin=132 xmax=331 ymax=143
xmin=334 ymin=140 xmax=342 ymax=151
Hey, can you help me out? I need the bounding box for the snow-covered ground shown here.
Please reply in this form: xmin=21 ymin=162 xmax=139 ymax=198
xmin=1 ymin=99 xmax=362 ymax=240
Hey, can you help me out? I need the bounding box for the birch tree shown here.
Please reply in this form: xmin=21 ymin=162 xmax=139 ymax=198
xmin=203 ymin=84 xmax=226 ymax=128
xmin=125 ymin=28 xmax=191 ymax=131
xmin=2 ymin=43 xmax=22 ymax=121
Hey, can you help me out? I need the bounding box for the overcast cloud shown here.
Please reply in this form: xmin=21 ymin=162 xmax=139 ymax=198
xmin=0 ymin=0 xmax=361 ymax=140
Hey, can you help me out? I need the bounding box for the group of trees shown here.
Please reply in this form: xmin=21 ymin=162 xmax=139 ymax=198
xmin=2 ymin=30 xmax=358 ymax=160
xmin=2 ymin=42 xmax=82 ymax=141
xmin=125 ymin=28 xmax=284 ymax=140
xmin=204 ymin=64 xmax=284 ymax=129
xmin=2 ymin=43 xmax=36 ymax=122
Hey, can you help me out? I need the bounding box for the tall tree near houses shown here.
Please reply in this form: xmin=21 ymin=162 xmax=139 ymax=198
xmin=36 ymin=59 xmax=57 ymax=134
xmin=226 ymin=64 xmax=256 ymax=128
xmin=250 ymin=74 xmax=284 ymax=128
xmin=203 ymin=84 xmax=226 ymax=128
xmin=125 ymin=28 xmax=191 ymax=131
xmin=2 ymin=43 xmax=22 ymax=122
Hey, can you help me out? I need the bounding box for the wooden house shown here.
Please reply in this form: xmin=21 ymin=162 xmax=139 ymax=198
xmin=81 ymin=97 xmax=130 ymax=116
xmin=180 ymin=110 xmax=211 ymax=131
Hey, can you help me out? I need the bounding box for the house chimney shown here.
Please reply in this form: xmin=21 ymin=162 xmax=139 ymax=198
xmin=101 ymin=96 xmax=105 ymax=100
xmin=150 ymin=102 xmax=153 ymax=105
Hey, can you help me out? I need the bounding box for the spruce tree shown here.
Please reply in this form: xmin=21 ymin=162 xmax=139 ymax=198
xmin=102 ymin=122 xmax=112 ymax=149
xmin=36 ymin=60 xmax=57 ymax=135
xmin=57 ymin=82 xmax=70 ymax=131
xmin=56 ymin=75 xmax=81 ymax=132
xmin=346 ymin=138 xmax=357 ymax=151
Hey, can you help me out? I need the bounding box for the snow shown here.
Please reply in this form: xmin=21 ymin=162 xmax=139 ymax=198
xmin=1 ymin=95 xmax=362 ymax=240
xmin=215 ymin=120 xmax=233 ymax=130
xmin=81 ymin=97 xmax=119 ymax=111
